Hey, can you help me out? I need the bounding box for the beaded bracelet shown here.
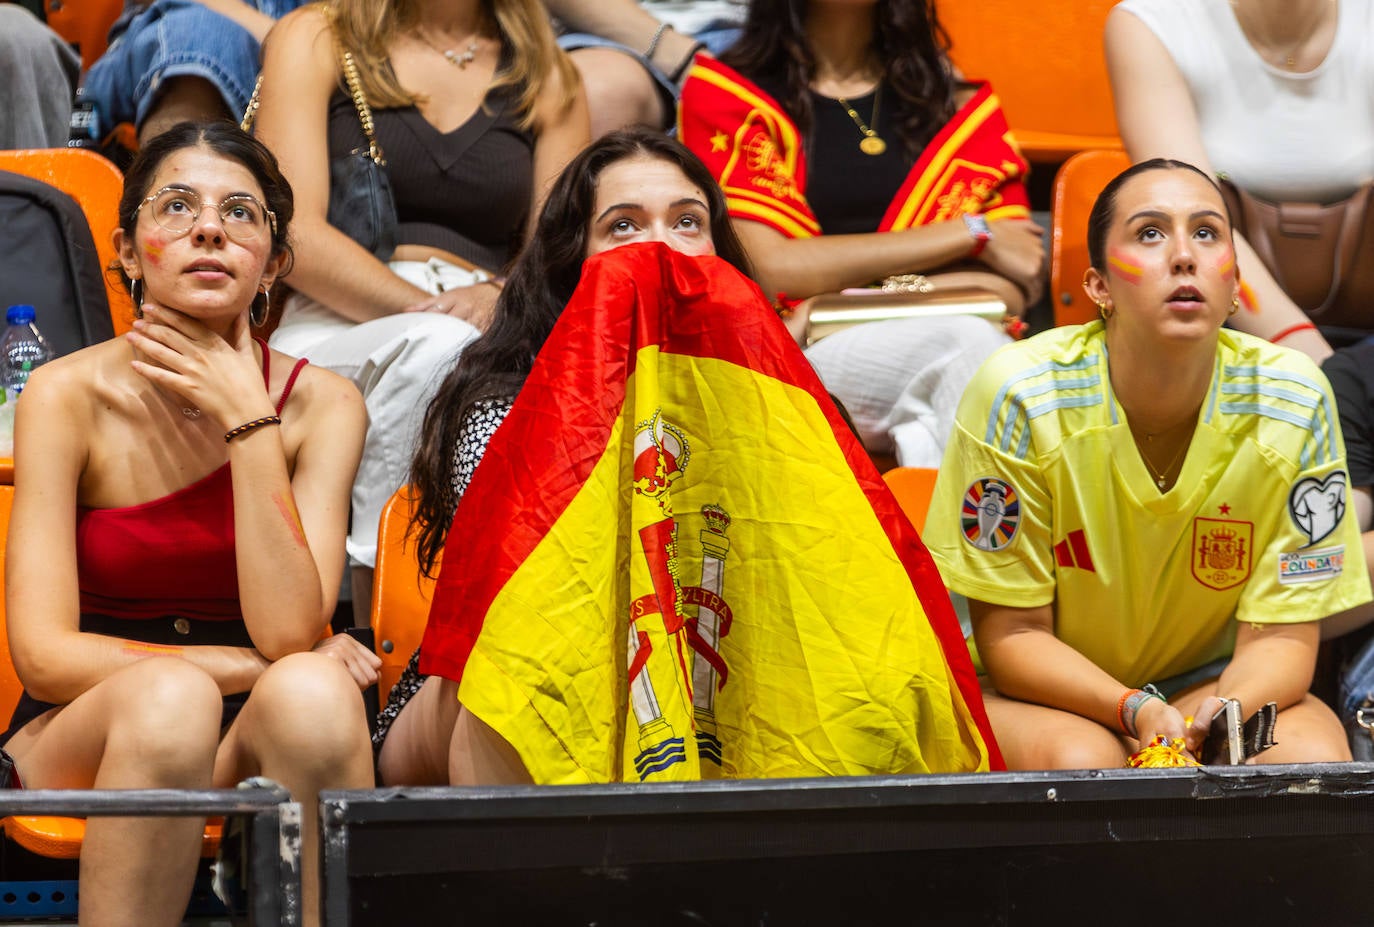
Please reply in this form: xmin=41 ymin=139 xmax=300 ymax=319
xmin=225 ymin=415 xmax=282 ymax=444
xmin=1118 ymin=683 xmax=1167 ymax=738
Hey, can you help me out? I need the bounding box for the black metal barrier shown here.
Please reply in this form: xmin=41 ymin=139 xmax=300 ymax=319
xmin=322 ymin=764 xmax=1374 ymax=926
xmin=0 ymin=785 xmax=301 ymax=924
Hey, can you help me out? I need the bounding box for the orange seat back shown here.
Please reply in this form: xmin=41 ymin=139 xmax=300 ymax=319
xmin=44 ymin=0 xmax=126 ymax=71
xmin=883 ymin=467 xmax=940 ymax=534
xmin=370 ymin=487 xmax=437 ymax=697
xmin=1050 ymin=149 xmax=1133 ymax=327
xmin=940 ymin=0 xmax=1122 ymax=162
xmin=0 ymin=148 xmax=134 ymax=338
xmin=0 ymin=485 xmax=19 ymax=723
xmin=2 ymin=816 xmax=222 ymax=859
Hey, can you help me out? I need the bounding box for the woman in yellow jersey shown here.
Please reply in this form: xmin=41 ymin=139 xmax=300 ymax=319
xmin=924 ymin=159 xmax=1370 ymax=769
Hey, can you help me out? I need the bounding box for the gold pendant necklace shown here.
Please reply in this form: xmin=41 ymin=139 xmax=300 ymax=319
xmin=1136 ymin=433 xmax=1189 ymax=490
xmin=836 ymin=84 xmax=886 ymax=156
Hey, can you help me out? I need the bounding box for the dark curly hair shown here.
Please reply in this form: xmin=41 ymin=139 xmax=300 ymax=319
xmin=116 ymin=120 xmax=295 ymax=296
xmin=719 ymin=0 xmax=956 ymax=160
xmin=407 ymin=128 xmax=755 ymax=576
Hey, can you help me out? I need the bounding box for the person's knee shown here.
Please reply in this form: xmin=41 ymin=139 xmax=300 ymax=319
xmin=1043 ymin=735 xmax=1129 ymax=771
xmin=105 ymin=658 xmax=222 ymax=773
xmin=570 ymin=47 xmax=667 ymax=135
xmin=993 ymin=712 xmax=1128 ymax=771
xmin=248 ymin=653 xmax=369 ymax=764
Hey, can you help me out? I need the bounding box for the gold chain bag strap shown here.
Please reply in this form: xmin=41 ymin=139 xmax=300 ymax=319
xmin=241 ymin=14 xmax=397 ymax=261
xmin=1219 ymin=178 xmax=1374 ymax=332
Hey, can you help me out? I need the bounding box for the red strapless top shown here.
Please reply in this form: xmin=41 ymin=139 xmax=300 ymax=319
xmin=76 ymin=342 xmax=308 ymax=620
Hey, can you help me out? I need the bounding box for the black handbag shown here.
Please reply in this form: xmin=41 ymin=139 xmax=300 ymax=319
xmin=242 ymin=38 xmax=397 ymax=261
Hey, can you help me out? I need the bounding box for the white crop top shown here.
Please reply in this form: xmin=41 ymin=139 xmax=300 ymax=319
xmin=1115 ymin=0 xmax=1374 ymax=202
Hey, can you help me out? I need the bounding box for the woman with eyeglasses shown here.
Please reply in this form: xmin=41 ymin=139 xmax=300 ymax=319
xmin=0 ymin=121 xmax=377 ymax=927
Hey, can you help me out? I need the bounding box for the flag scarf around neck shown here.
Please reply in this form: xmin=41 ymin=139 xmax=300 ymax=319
xmin=678 ymin=56 xmax=1032 ymax=239
xmin=419 ymin=243 xmax=1002 ymax=782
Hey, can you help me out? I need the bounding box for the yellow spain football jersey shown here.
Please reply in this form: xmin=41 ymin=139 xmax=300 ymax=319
xmin=926 ymin=322 xmax=1373 ymax=687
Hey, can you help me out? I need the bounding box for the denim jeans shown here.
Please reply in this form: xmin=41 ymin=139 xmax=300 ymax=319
xmin=83 ymin=0 xmax=304 ymax=131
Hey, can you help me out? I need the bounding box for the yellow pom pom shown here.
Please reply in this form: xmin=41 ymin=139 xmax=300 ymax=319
xmin=1127 ymin=735 xmax=1201 ymax=768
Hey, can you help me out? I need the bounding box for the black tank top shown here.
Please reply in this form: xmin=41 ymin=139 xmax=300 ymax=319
xmin=327 ymin=64 xmax=535 ymax=272
xmin=750 ymin=71 xmax=912 ymax=235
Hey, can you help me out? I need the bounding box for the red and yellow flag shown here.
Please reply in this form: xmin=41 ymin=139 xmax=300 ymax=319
xmin=419 ymin=243 xmax=1002 ymax=782
xmin=678 ymin=57 xmax=1031 ymax=239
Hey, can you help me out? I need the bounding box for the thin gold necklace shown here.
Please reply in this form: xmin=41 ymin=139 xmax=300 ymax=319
xmin=834 ymin=84 xmax=886 ymax=156
xmin=1229 ymin=0 xmax=1335 ymax=70
xmin=1136 ymin=431 xmax=1190 ymax=490
xmin=415 ymin=30 xmax=481 ymax=69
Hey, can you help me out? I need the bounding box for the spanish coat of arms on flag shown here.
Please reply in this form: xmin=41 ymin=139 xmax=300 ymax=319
xmin=419 ymin=243 xmax=1002 ymax=782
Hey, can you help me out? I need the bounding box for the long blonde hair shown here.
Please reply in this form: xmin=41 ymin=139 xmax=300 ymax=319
xmin=324 ymin=0 xmax=578 ymax=129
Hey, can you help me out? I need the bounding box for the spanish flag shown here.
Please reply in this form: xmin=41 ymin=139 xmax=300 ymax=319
xmin=419 ymin=243 xmax=1002 ymax=782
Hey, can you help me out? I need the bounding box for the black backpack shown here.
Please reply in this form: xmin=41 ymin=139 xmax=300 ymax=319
xmin=0 ymin=169 xmax=115 ymax=358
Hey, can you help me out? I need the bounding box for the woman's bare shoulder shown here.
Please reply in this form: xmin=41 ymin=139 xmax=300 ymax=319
xmin=272 ymin=3 xmax=332 ymax=40
xmin=271 ymin=350 xmax=364 ymax=417
xmin=28 ymin=339 xmax=130 ymax=398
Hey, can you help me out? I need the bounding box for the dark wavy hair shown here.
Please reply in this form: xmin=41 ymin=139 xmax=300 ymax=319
xmin=720 ymin=0 xmax=955 ymax=159
xmin=1086 ymin=158 xmax=1231 ymax=272
xmin=116 ymin=120 xmax=295 ymax=292
xmin=408 ymin=128 xmax=755 ymax=576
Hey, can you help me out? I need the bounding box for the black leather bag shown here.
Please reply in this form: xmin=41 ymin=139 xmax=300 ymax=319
xmin=325 ymin=46 xmax=397 ymax=261
xmin=327 ymin=144 xmax=397 ymax=261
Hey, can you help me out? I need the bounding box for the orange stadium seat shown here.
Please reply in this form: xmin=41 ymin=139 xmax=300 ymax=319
xmin=0 ymin=485 xmax=222 ymax=859
xmin=43 ymin=0 xmax=125 ymax=71
xmin=371 ymin=486 xmax=437 ymax=698
xmin=0 ymin=148 xmax=134 ymax=337
xmin=1051 ymin=149 xmax=1132 ymax=327
xmin=940 ymin=0 xmax=1122 ymax=162
xmin=883 ymin=466 xmax=940 ymax=534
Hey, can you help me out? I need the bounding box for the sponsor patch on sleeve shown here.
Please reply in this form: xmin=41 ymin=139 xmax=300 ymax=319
xmin=1277 ymin=545 xmax=1345 ymax=585
xmin=961 ymin=477 xmax=1020 ymax=551
xmin=1289 ymin=471 xmax=1347 ymax=548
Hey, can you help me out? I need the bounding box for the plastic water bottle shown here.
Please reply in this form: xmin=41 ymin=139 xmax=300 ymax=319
xmin=0 ymin=305 xmax=54 ymax=456
xmin=0 ymin=392 xmax=11 ymax=458
xmin=2 ymin=305 xmax=54 ymax=399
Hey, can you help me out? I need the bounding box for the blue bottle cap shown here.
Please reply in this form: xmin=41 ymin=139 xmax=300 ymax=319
xmin=5 ymin=305 xmax=35 ymax=325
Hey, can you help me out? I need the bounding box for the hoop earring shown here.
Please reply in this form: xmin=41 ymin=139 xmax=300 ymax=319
xmin=1229 ymin=296 xmax=1240 ymax=316
xmin=250 ymin=286 xmax=270 ymax=328
xmin=130 ymin=279 xmax=143 ymax=318
xmin=1097 ymin=300 xmax=1114 ymax=321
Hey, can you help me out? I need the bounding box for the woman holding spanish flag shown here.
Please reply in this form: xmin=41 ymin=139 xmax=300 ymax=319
xmin=678 ymin=0 xmax=1046 ymax=468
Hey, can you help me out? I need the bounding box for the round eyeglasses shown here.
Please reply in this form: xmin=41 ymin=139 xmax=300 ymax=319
xmin=134 ymin=185 xmax=277 ymax=242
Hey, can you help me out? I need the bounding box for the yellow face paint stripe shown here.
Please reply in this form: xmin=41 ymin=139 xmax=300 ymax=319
xmin=1107 ymin=255 xmax=1143 ymax=281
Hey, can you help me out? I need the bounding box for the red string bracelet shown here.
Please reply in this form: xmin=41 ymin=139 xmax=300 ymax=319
xmin=1270 ymin=321 xmax=1318 ymax=345
xmin=224 ymin=415 xmax=282 ymax=443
